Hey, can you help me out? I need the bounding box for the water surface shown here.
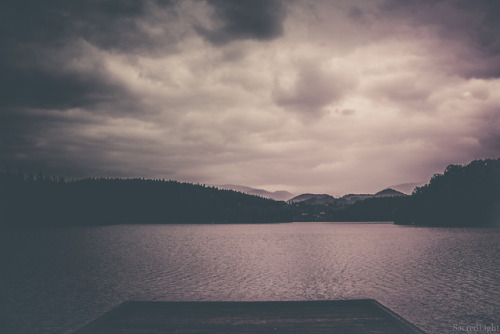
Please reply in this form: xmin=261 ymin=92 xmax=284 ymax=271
xmin=0 ymin=223 xmax=498 ymax=334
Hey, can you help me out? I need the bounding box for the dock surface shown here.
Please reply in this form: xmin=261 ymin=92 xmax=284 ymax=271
xmin=75 ymin=299 xmax=427 ymax=333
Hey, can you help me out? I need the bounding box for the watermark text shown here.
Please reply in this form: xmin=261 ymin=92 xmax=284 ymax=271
xmin=453 ymin=324 xmax=499 ymax=333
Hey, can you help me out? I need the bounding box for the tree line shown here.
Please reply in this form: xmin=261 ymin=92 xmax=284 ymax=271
xmin=1 ymin=157 xmax=498 ymax=227
xmin=0 ymin=172 xmax=292 ymax=226
xmin=394 ymin=158 xmax=500 ymax=227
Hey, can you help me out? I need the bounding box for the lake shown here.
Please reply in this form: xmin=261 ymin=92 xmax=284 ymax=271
xmin=0 ymin=223 xmax=498 ymax=334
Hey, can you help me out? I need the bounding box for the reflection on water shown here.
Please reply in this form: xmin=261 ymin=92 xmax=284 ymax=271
xmin=0 ymin=223 xmax=498 ymax=334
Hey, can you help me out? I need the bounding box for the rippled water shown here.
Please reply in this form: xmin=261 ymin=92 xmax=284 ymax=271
xmin=0 ymin=223 xmax=498 ymax=334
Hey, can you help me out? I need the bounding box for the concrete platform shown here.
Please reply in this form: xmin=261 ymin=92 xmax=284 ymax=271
xmin=74 ymin=299 xmax=427 ymax=333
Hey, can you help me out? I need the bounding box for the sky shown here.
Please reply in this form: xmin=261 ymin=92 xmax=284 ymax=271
xmin=1 ymin=0 xmax=500 ymax=196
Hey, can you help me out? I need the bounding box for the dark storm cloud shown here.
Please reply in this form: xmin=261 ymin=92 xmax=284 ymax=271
xmin=0 ymin=0 xmax=179 ymax=110
xmin=1 ymin=115 xmax=51 ymax=173
xmin=0 ymin=108 xmax=85 ymax=174
xmin=0 ymin=53 xmax=124 ymax=110
xmin=1 ymin=0 xmax=177 ymax=52
xmin=379 ymin=0 xmax=500 ymax=78
xmin=196 ymin=0 xmax=286 ymax=45
xmin=66 ymin=0 xmax=186 ymax=54
xmin=1 ymin=0 xmax=499 ymax=194
xmin=0 ymin=0 xmax=179 ymax=173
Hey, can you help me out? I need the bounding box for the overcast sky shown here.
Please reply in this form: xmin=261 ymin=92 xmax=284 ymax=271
xmin=1 ymin=0 xmax=499 ymax=196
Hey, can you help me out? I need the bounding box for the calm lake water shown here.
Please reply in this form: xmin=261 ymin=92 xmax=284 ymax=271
xmin=0 ymin=223 xmax=498 ymax=334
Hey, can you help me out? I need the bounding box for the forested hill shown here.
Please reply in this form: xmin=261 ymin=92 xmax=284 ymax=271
xmin=394 ymin=158 xmax=500 ymax=227
xmin=0 ymin=172 xmax=292 ymax=226
xmin=1 ymin=158 xmax=499 ymax=227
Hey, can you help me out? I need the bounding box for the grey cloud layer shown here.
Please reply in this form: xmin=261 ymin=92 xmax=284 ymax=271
xmin=379 ymin=0 xmax=500 ymax=78
xmin=196 ymin=0 xmax=285 ymax=44
xmin=274 ymin=61 xmax=357 ymax=116
xmin=1 ymin=0 xmax=499 ymax=194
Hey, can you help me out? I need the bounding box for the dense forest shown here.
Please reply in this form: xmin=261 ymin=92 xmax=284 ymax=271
xmin=0 ymin=171 xmax=406 ymax=226
xmin=394 ymin=158 xmax=500 ymax=227
xmin=0 ymin=172 xmax=292 ymax=226
xmin=1 ymin=158 xmax=498 ymax=227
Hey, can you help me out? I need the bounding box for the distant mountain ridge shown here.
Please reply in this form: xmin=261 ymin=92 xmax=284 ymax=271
xmin=218 ymin=184 xmax=409 ymax=203
xmin=1 ymin=158 xmax=495 ymax=227
xmin=289 ymin=188 xmax=406 ymax=205
xmin=217 ymin=184 xmax=295 ymax=201
xmin=375 ymin=188 xmax=406 ymax=197
xmin=287 ymin=193 xmax=337 ymax=205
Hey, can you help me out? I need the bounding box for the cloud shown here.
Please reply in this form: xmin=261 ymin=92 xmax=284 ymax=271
xmin=0 ymin=43 xmax=127 ymax=110
xmin=273 ymin=60 xmax=357 ymax=117
xmin=1 ymin=0 xmax=499 ymax=195
xmin=0 ymin=0 xmax=192 ymax=111
xmin=1 ymin=0 xmax=181 ymax=53
xmin=378 ymin=0 xmax=500 ymax=78
xmin=195 ymin=0 xmax=286 ymax=45
xmin=363 ymin=73 xmax=432 ymax=112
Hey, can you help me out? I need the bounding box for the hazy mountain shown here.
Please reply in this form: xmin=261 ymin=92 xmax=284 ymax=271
xmin=291 ymin=188 xmax=407 ymax=206
xmin=217 ymin=184 xmax=295 ymax=201
xmin=339 ymin=193 xmax=374 ymax=205
xmin=288 ymin=193 xmax=337 ymax=205
xmin=374 ymin=188 xmax=406 ymax=197
xmin=340 ymin=189 xmax=405 ymax=204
